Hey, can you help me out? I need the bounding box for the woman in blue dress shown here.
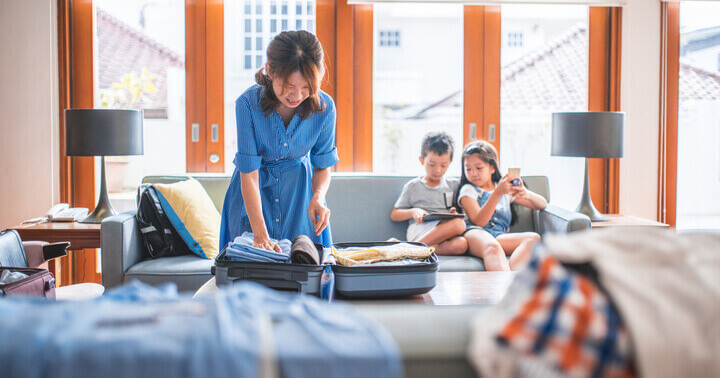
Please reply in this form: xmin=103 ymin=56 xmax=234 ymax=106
xmin=220 ymin=31 xmax=338 ymax=252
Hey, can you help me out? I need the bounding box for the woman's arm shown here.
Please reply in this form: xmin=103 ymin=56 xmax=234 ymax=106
xmin=309 ymin=167 xmax=332 ymax=236
xmin=240 ymin=170 xmax=280 ymax=252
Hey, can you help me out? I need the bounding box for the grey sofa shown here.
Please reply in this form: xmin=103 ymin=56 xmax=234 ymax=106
xmin=101 ymin=174 xmax=590 ymax=292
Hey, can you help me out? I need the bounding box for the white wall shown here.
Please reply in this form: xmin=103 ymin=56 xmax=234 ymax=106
xmin=0 ymin=0 xmax=59 ymax=229
xmin=619 ymin=0 xmax=661 ymax=220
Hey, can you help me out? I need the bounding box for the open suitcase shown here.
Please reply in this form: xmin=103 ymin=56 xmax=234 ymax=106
xmin=212 ymin=244 xmax=326 ymax=295
xmin=332 ymin=242 xmax=438 ymax=298
xmin=213 ymin=241 xmax=438 ymax=299
xmin=0 ymin=268 xmax=56 ymax=298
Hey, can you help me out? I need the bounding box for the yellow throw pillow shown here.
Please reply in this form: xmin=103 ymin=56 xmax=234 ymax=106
xmin=155 ymin=178 xmax=221 ymax=259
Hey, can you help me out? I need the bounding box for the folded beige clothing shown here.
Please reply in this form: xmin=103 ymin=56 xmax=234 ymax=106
xmin=331 ymin=243 xmax=435 ymax=266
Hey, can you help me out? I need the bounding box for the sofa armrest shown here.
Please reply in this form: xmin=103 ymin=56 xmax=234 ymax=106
xmin=536 ymin=204 xmax=591 ymax=235
xmin=101 ymin=211 xmax=145 ymax=288
xmin=21 ymin=241 xmax=69 ymax=269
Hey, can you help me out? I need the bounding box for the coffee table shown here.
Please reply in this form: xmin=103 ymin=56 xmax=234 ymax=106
xmin=195 ymin=271 xmax=516 ymax=306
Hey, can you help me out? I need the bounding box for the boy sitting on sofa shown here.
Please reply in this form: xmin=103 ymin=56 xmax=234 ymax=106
xmin=390 ymin=132 xmax=468 ymax=255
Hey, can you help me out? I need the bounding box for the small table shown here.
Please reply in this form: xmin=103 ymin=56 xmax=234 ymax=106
xmin=195 ymin=271 xmax=516 ymax=306
xmin=9 ymin=221 xmax=102 ymax=286
xmin=591 ymin=214 xmax=670 ymax=229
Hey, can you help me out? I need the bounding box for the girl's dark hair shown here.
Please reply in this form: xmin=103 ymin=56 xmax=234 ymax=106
xmin=255 ymin=30 xmax=325 ymax=119
xmin=453 ymin=140 xmax=516 ymax=225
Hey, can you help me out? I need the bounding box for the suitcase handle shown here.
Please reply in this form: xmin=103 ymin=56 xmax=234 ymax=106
xmin=229 ymin=268 xmax=308 ymax=282
xmin=250 ymin=279 xmax=302 ymax=292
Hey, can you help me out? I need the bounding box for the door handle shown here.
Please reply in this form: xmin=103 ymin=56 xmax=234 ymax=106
xmin=191 ymin=123 xmax=200 ymax=142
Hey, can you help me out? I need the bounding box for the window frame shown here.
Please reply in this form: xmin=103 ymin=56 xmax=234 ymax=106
xmin=659 ymin=1 xmax=680 ymax=226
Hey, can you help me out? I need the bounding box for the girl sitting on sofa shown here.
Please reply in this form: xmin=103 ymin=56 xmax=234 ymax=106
xmin=454 ymin=141 xmax=547 ymax=271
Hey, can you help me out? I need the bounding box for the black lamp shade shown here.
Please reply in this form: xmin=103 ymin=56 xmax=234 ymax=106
xmin=65 ymin=109 xmax=144 ymax=156
xmin=551 ymin=112 xmax=625 ymax=158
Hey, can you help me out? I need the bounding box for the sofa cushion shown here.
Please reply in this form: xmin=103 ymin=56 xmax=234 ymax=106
xmin=437 ymin=256 xmax=486 ymax=272
xmin=124 ymin=255 xmax=213 ymax=292
xmin=154 ymin=178 xmax=221 ymax=259
xmin=327 ymin=174 xmax=416 ymax=242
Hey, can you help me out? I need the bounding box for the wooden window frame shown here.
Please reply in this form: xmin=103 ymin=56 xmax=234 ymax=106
xmin=187 ymin=0 xmax=225 ymax=173
xmin=659 ymin=1 xmax=679 ymax=226
xmin=464 ymin=5 xmax=501 ymax=150
xmin=588 ymin=6 xmax=622 ymax=214
xmin=349 ymin=3 xmax=623 ymax=214
xmin=58 ymin=0 xmax=99 ymax=284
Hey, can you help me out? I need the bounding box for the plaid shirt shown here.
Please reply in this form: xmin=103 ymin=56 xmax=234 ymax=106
xmin=495 ymin=254 xmax=635 ymax=377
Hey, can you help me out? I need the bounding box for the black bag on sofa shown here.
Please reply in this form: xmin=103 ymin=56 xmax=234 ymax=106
xmin=136 ymin=185 xmax=190 ymax=259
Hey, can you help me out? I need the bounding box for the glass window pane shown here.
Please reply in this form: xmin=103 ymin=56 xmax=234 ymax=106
xmin=677 ymin=1 xmax=720 ymax=230
xmin=225 ymin=1 xmax=317 ymax=172
xmin=373 ymin=4 xmax=463 ymax=175
xmin=500 ymin=4 xmax=588 ymax=211
xmin=296 ymin=19 xmax=302 ymax=29
xmin=245 ymin=19 xmax=251 ymax=33
xmin=94 ymin=0 xmax=186 ymax=213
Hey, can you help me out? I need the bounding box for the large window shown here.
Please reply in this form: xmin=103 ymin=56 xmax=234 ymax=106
xmin=500 ymin=4 xmax=588 ymax=210
xmin=676 ymin=1 xmax=720 ymax=230
xmin=372 ymin=4 xmax=463 ymax=176
xmin=224 ymin=0 xmax=317 ymax=173
xmin=94 ymin=0 xmax=186 ymax=212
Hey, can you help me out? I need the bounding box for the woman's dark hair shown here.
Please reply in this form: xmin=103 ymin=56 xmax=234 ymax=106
xmin=453 ymin=140 xmax=516 ymax=225
xmin=255 ymin=30 xmax=325 ymax=119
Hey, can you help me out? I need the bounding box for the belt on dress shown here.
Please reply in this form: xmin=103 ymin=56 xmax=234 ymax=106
xmin=258 ymin=155 xmax=308 ymax=188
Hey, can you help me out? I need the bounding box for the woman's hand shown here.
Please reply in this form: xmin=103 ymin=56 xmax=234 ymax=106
xmin=253 ymin=233 xmax=281 ymax=252
xmin=308 ymin=195 xmax=331 ymax=236
xmin=412 ymin=208 xmax=428 ymax=223
xmin=496 ymin=174 xmax=514 ymax=196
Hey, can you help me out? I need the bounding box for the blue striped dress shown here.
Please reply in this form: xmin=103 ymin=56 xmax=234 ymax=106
xmin=220 ymin=84 xmax=339 ymax=249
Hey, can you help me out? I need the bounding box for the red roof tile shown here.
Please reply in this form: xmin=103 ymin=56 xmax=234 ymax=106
xmin=407 ymin=24 xmax=720 ymax=118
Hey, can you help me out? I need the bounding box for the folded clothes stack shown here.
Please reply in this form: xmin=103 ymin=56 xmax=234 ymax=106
xmin=221 ymin=232 xmax=291 ymax=263
xmin=220 ymin=232 xmax=322 ymax=265
xmin=331 ymin=243 xmax=435 ymax=266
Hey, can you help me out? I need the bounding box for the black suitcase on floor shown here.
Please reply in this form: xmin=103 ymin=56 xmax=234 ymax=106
xmin=212 ymin=244 xmax=325 ymax=295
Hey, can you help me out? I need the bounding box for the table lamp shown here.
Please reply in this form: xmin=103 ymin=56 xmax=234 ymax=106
xmin=65 ymin=109 xmax=144 ymax=223
xmin=551 ymin=111 xmax=625 ymax=222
